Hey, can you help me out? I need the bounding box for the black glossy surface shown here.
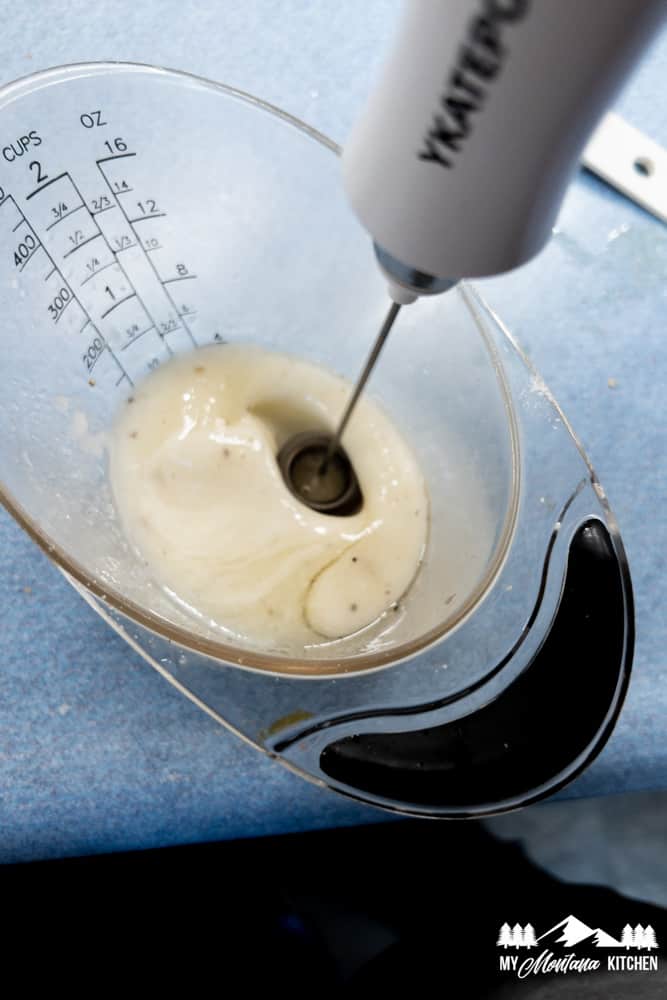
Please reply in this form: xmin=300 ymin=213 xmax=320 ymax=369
xmin=3 ymin=815 xmax=665 ymax=993
xmin=320 ymin=520 xmax=631 ymax=810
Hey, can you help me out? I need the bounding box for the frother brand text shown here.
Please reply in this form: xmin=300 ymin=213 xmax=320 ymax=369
xmin=418 ymin=0 xmax=531 ymax=169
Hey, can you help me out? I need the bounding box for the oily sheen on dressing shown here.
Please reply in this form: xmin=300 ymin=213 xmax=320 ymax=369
xmin=109 ymin=344 xmax=428 ymax=649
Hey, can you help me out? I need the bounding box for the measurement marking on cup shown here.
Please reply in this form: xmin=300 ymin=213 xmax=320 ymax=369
xmin=96 ymin=152 xmax=137 ymax=165
xmin=11 ymin=218 xmax=24 ymax=232
xmin=128 ymin=213 xmax=167 ymax=224
xmin=65 ymin=171 xmax=173 ymax=359
xmin=100 ymin=291 xmax=136 ymax=319
xmin=83 ymin=336 xmax=108 ymax=373
xmin=95 ymin=158 xmax=197 ymax=349
xmin=45 ymin=203 xmax=86 ymax=231
xmin=163 ymin=274 xmax=198 ymax=284
xmin=25 ymin=172 xmax=69 ymax=200
xmin=62 ymin=232 xmax=102 ymax=259
xmin=112 ymin=239 xmax=138 ymax=254
xmin=17 ymin=244 xmax=41 ymax=272
xmin=80 ymin=259 xmax=117 ymax=285
xmin=90 ymin=203 xmax=116 ymax=217
xmin=7 ymin=190 xmax=133 ymax=387
xmin=54 ymin=299 xmax=77 ymax=323
xmin=121 ymin=324 xmax=156 ymax=349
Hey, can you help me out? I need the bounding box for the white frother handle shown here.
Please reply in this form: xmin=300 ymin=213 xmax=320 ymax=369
xmin=342 ymin=0 xmax=666 ymax=297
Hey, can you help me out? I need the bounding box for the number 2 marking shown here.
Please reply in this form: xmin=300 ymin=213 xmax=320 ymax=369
xmin=29 ymin=160 xmax=48 ymax=185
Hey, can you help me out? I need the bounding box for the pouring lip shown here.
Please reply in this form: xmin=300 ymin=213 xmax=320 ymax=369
xmin=0 ymin=62 xmax=521 ymax=679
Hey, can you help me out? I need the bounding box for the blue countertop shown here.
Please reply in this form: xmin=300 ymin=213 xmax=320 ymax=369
xmin=1 ymin=2 xmax=665 ymax=864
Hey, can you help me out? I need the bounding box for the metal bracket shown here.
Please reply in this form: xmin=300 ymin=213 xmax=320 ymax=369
xmin=583 ymin=111 xmax=667 ymax=224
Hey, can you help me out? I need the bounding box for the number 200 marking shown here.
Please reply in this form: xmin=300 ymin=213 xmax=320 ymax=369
xmin=82 ymin=336 xmax=105 ymax=371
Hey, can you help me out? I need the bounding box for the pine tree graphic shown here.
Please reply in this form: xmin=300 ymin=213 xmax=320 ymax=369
xmin=644 ymin=926 xmax=658 ymax=951
xmin=497 ymin=923 xmax=513 ymax=949
xmin=621 ymin=924 xmax=634 ymax=949
xmin=523 ymin=924 xmax=537 ymax=949
xmin=512 ymin=924 xmax=524 ymax=948
xmin=634 ymin=924 xmax=645 ymax=949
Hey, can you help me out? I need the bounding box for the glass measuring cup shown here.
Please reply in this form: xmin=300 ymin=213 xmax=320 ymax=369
xmin=0 ymin=63 xmax=517 ymax=671
xmin=0 ymin=64 xmax=632 ymax=815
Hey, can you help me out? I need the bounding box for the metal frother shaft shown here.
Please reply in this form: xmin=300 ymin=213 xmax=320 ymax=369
xmin=323 ymin=300 xmax=401 ymax=469
xmin=277 ymin=301 xmax=402 ymax=516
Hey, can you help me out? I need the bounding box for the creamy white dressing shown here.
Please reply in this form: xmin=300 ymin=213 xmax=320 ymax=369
xmin=109 ymin=344 xmax=428 ymax=649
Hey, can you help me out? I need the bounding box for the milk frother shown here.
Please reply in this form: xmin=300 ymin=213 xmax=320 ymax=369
xmin=283 ymin=0 xmax=666 ymax=510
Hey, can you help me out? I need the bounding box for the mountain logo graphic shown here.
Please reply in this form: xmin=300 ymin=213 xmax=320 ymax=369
xmin=539 ymin=915 xmax=622 ymax=948
xmin=497 ymin=916 xmax=660 ymax=979
xmin=497 ymin=915 xmax=659 ymax=952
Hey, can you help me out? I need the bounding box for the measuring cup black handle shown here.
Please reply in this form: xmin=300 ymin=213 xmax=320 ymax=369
xmin=315 ymin=519 xmax=633 ymax=817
